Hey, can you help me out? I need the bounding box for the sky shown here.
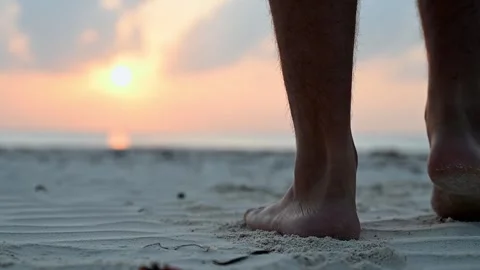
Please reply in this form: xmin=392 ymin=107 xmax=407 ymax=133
xmin=0 ymin=0 xmax=429 ymax=147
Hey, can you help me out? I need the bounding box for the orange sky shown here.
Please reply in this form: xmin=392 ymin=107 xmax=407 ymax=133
xmin=0 ymin=0 xmax=428 ymax=140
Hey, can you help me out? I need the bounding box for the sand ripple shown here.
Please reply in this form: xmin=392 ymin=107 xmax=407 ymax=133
xmin=0 ymin=149 xmax=479 ymax=269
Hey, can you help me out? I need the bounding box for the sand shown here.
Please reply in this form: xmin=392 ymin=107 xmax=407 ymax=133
xmin=1 ymin=148 xmax=480 ymax=270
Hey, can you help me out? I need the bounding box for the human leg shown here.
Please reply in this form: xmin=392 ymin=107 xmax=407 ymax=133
xmin=244 ymin=0 xmax=360 ymax=239
xmin=419 ymin=0 xmax=480 ymax=220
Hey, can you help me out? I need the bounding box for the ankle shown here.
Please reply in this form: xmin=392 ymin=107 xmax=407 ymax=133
xmin=293 ymin=136 xmax=357 ymax=200
xmin=426 ymin=82 xmax=480 ymax=131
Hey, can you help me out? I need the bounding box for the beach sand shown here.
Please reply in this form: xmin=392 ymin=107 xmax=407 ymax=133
xmin=1 ymin=148 xmax=479 ymax=270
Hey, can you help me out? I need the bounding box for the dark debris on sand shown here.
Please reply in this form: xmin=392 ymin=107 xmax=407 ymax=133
xmin=212 ymin=250 xmax=272 ymax=266
xmin=34 ymin=184 xmax=48 ymax=192
xmin=176 ymin=192 xmax=185 ymax=199
xmin=138 ymin=263 xmax=182 ymax=270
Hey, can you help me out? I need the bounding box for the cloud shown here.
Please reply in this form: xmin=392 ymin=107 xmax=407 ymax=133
xmin=151 ymin=42 xmax=429 ymax=135
xmin=170 ymin=0 xmax=424 ymax=74
xmin=108 ymin=0 xmax=225 ymax=81
xmin=79 ymin=29 xmax=99 ymax=46
xmin=100 ymin=0 xmax=122 ymax=11
xmin=392 ymin=45 xmax=427 ymax=82
xmin=352 ymin=43 xmax=428 ymax=133
xmin=169 ymin=0 xmax=272 ymax=73
xmin=0 ymin=0 xmax=32 ymax=62
xmin=0 ymin=1 xmax=429 ymax=136
xmin=114 ymin=0 xmax=224 ymax=50
xmin=356 ymin=1 xmax=422 ymax=61
xmin=0 ymin=0 xmax=423 ymax=75
xmin=6 ymin=0 xmax=123 ymax=71
xmin=0 ymin=34 xmax=428 ymax=136
xmin=7 ymin=32 xmax=30 ymax=61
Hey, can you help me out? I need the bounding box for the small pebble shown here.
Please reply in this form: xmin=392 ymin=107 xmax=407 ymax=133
xmin=34 ymin=185 xmax=47 ymax=192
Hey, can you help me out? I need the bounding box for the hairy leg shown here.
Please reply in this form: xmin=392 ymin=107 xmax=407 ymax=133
xmin=244 ymin=0 xmax=360 ymax=239
xmin=419 ymin=0 xmax=480 ymax=220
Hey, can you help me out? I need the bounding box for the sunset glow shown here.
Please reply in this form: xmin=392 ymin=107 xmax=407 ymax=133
xmin=110 ymin=65 xmax=133 ymax=88
xmin=107 ymin=132 xmax=131 ymax=150
xmin=0 ymin=0 xmax=428 ymax=145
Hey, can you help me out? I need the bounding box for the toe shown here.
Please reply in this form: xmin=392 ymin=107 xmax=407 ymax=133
xmin=244 ymin=206 xmax=266 ymax=221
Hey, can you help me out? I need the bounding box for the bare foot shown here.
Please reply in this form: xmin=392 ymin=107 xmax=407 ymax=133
xmin=244 ymin=145 xmax=360 ymax=240
xmin=428 ymin=132 xmax=480 ymax=220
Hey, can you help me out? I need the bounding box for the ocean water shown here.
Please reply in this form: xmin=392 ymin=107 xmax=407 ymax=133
xmin=0 ymin=131 xmax=429 ymax=153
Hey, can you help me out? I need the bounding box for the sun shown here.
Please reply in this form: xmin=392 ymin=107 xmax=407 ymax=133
xmin=107 ymin=132 xmax=131 ymax=150
xmin=110 ymin=65 xmax=133 ymax=88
